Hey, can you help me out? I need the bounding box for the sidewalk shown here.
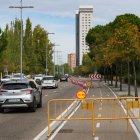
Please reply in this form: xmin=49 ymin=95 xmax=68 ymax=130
xmin=107 ymin=81 xmax=140 ymax=133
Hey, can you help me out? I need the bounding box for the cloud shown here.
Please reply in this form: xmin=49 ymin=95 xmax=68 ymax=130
xmin=0 ymin=0 xmax=140 ymax=63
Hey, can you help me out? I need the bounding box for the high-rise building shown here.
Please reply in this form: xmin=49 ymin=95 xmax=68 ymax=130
xmin=76 ymin=6 xmax=93 ymax=66
xmin=68 ymin=53 xmax=76 ymax=71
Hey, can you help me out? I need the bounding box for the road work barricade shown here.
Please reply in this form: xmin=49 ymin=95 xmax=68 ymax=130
xmin=47 ymin=97 xmax=140 ymax=137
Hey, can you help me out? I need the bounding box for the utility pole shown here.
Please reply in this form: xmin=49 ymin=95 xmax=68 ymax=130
xmin=9 ymin=0 xmax=34 ymax=79
xmin=53 ymin=44 xmax=60 ymax=76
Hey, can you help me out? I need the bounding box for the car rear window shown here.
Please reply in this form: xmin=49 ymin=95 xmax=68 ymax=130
xmin=2 ymin=83 xmax=28 ymax=90
xmin=43 ymin=77 xmax=54 ymax=80
xmin=3 ymin=76 xmax=10 ymax=79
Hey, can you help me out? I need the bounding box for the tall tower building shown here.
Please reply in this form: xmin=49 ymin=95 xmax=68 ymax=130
xmin=76 ymin=6 xmax=93 ymax=66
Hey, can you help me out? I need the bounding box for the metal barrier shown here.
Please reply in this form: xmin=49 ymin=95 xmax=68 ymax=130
xmin=47 ymin=97 xmax=140 ymax=136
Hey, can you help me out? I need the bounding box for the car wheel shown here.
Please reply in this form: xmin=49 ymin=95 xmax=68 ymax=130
xmin=55 ymin=84 xmax=58 ymax=88
xmin=30 ymin=98 xmax=37 ymax=112
xmin=37 ymin=94 xmax=42 ymax=108
xmin=0 ymin=108 xmax=4 ymax=113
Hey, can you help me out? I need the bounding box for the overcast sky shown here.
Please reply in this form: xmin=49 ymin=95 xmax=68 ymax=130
xmin=0 ymin=0 xmax=140 ymax=63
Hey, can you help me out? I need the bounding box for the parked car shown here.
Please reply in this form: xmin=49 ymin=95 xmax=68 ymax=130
xmin=42 ymin=75 xmax=58 ymax=89
xmin=0 ymin=75 xmax=11 ymax=84
xmin=60 ymin=76 xmax=68 ymax=82
xmin=0 ymin=79 xmax=42 ymax=113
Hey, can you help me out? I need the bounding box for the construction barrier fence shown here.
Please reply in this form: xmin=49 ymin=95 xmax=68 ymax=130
xmin=47 ymin=97 xmax=140 ymax=136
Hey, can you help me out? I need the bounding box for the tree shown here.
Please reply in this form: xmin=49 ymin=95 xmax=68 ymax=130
xmin=23 ymin=18 xmax=33 ymax=73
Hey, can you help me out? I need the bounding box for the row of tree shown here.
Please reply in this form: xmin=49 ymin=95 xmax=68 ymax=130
xmin=74 ymin=13 xmax=140 ymax=96
xmin=0 ymin=18 xmax=71 ymax=76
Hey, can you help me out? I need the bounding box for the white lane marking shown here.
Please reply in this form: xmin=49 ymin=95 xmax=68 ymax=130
xmin=94 ymin=137 xmax=99 ymax=140
xmin=48 ymin=103 xmax=81 ymax=140
xmin=96 ymin=123 xmax=100 ymax=128
xmin=33 ymin=100 xmax=77 ymax=140
xmin=105 ymin=84 xmax=140 ymax=140
xmin=86 ymin=87 xmax=90 ymax=94
xmin=99 ymin=88 xmax=102 ymax=97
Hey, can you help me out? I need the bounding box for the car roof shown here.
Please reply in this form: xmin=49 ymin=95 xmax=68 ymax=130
xmin=2 ymin=79 xmax=31 ymax=84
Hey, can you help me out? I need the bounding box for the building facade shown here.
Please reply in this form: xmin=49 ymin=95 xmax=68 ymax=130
xmin=68 ymin=53 xmax=76 ymax=71
xmin=75 ymin=6 xmax=93 ymax=66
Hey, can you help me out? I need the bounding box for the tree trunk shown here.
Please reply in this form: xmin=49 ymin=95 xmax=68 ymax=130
xmin=107 ymin=67 xmax=109 ymax=85
xmin=115 ymin=64 xmax=118 ymax=88
xmin=127 ymin=60 xmax=131 ymax=96
xmin=133 ymin=60 xmax=138 ymax=97
xmin=120 ymin=62 xmax=122 ymax=91
xmin=104 ymin=67 xmax=106 ymax=83
xmin=111 ymin=66 xmax=113 ymax=86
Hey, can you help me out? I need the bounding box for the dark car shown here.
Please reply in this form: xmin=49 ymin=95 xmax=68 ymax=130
xmin=60 ymin=76 xmax=68 ymax=82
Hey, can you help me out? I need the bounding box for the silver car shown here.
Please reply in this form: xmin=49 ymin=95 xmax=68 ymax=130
xmin=0 ymin=75 xmax=11 ymax=84
xmin=0 ymin=79 xmax=42 ymax=113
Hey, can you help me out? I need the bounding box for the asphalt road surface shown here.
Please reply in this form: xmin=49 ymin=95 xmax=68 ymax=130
xmin=0 ymin=80 xmax=80 ymax=140
xmin=0 ymin=78 xmax=139 ymax=140
xmin=47 ymin=80 xmax=140 ymax=140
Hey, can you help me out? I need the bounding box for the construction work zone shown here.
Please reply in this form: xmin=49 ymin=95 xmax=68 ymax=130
xmin=47 ymin=97 xmax=140 ymax=137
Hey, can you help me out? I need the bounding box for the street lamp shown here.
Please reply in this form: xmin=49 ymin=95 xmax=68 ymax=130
xmin=9 ymin=0 xmax=34 ymax=79
xmin=55 ymin=51 xmax=61 ymax=75
xmin=53 ymin=44 xmax=60 ymax=76
xmin=46 ymin=32 xmax=55 ymax=75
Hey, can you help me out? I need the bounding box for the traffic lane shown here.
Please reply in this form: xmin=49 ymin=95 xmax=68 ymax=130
xmin=49 ymin=81 xmax=139 ymax=140
xmin=0 ymin=81 xmax=80 ymax=140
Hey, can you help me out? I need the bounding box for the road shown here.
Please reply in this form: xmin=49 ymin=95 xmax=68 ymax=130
xmin=0 ymin=80 xmax=80 ymax=140
xmin=0 ymin=78 xmax=139 ymax=140
xmin=47 ymin=80 xmax=140 ymax=140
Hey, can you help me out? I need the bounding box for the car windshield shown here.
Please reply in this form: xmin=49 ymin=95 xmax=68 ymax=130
xmin=2 ymin=83 xmax=28 ymax=90
xmin=43 ymin=77 xmax=54 ymax=80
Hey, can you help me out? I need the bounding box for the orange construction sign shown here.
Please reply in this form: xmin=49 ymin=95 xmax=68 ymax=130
xmin=76 ymin=90 xmax=87 ymax=99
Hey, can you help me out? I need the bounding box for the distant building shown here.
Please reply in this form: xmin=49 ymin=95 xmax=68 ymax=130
xmin=68 ymin=53 xmax=76 ymax=71
xmin=75 ymin=5 xmax=93 ymax=66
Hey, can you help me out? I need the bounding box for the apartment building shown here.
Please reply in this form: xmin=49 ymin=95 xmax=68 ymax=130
xmin=68 ymin=53 xmax=76 ymax=71
xmin=76 ymin=5 xmax=93 ymax=66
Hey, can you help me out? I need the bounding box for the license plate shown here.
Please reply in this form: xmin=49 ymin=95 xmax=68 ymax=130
xmin=8 ymin=99 xmax=20 ymax=102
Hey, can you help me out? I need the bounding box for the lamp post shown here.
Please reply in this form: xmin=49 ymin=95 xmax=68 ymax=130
xmin=46 ymin=32 xmax=54 ymax=75
xmin=9 ymin=0 xmax=34 ymax=79
xmin=55 ymin=51 xmax=61 ymax=75
xmin=53 ymin=44 xmax=60 ymax=76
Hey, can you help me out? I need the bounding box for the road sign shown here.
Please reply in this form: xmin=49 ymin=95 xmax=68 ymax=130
xmin=85 ymin=81 xmax=92 ymax=87
xmin=89 ymin=74 xmax=101 ymax=79
xmin=76 ymin=90 xmax=87 ymax=99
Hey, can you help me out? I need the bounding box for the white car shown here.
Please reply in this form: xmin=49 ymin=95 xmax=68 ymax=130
xmin=11 ymin=73 xmax=27 ymax=81
xmin=0 ymin=75 xmax=11 ymax=84
xmin=34 ymin=74 xmax=43 ymax=81
xmin=41 ymin=75 xmax=58 ymax=89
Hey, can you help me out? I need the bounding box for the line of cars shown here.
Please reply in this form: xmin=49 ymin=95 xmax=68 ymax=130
xmin=33 ymin=74 xmax=68 ymax=89
xmin=0 ymin=73 xmax=68 ymax=113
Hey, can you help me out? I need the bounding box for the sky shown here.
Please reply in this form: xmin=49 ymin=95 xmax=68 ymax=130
xmin=0 ymin=0 xmax=140 ymax=63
